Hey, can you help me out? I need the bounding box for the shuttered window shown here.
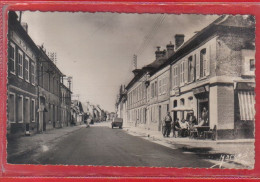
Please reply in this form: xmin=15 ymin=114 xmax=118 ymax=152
xmin=9 ymin=42 xmax=16 ymax=74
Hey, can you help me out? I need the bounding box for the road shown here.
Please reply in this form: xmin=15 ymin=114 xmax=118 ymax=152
xmin=11 ymin=124 xmax=214 ymax=168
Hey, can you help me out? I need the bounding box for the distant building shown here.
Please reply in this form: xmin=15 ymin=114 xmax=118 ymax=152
xmin=71 ymin=100 xmax=84 ymax=125
xmin=60 ymin=83 xmax=72 ymax=127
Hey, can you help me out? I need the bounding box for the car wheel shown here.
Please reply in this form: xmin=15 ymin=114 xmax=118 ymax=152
xmin=112 ymin=125 xmax=114 ymax=129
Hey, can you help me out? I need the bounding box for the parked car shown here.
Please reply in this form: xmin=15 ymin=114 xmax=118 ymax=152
xmin=111 ymin=118 xmax=123 ymax=129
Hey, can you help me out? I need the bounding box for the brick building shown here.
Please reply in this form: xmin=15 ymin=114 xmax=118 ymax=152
xmin=7 ymin=11 xmax=72 ymax=136
xmin=7 ymin=12 xmax=39 ymax=135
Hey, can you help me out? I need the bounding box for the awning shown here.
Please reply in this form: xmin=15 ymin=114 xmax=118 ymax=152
xmin=238 ymin=90 xmax=255 ymax=120
xmin=171 ymin=106 xmax=194 ymax=112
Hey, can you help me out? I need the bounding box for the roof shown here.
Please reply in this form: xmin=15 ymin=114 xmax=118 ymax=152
xmin=9 ymin=11 xmax=39 ymax=55
xmin=125 ymin=15 xmax=255 ymax=91
xmin=157 ymin=15 xmax=255 ymax=71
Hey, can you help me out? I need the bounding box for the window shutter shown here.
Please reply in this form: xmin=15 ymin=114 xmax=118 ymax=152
xmin=184 ymin=59 xmax=188 ymax=83
xmin=196 ymin=52 xmax=200 ymax=80
xmin=206 ymin=45 xmax=210 ymax=76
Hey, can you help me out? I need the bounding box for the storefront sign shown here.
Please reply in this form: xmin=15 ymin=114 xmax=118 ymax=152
xmin=193 ymin=86 xmax=207 ymax=95
xmin=236 ymin=82 xmax=255 ymax=90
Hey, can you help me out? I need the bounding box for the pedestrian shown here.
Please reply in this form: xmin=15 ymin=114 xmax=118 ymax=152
xmin=86 ymin=117 xmax=91 ymax=128
xmin=172 ymin=118 xmax=181 ymax=138
xmin=163 ymin=112 xmax=172 ymax=137
xmin=179 ymin=119 xmax=189 ymax=137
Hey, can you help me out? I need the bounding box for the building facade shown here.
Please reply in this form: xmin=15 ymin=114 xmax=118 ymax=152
xmin=60 ymin=83 xmax=72 ymax=127
xmin=123 ymin=15 xmax=255 ymax=139
xmin=7 ymin=12 xmax=39 ymax=135
xmin=37 ymin=47 xmax=64 ymax=132
xmin=7 ymin=11 xmax=73 ymax=136
xmin=169 ymin=15 xmax=255 ymax=139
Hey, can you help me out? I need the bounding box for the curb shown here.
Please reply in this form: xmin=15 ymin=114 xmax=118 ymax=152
xmin=7 ymin=126 xmax=83 ymax=160
xmin=124 ymin=128 xmax=254 ymax=169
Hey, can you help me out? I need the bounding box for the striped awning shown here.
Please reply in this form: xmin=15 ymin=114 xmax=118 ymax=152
xmin=238 ymin=91 xmax=255 ymax=121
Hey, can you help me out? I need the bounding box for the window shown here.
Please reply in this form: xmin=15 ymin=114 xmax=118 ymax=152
xmin=24 ymin=56 xmax=29 ymax=82
xmin=173 ymin=100 xmax=177 ymax=108
xmin=151 ymin=83 xmax=154 ymax=98
xmin=31 ymin=62 xmax=35 ymax=85
xmin=154 ymin=81 xmax=157 ymax=97
xmin=17 ymin=95 xmax=23 ymax=123
xmin=158 ymin=79 xmax=162 ymax=95
xmin=250 ymin=59 xmax=255 ymax=71
xmin=188 ymin=56 xmax=194 ymax=82
xmin=200 ymin=49 xmax=207 ymax=77
xmin=9 ymin=42 xmax=16 ymax=74
xmin=24 ymin=97 xmax=30 ymax=124
xmin=172 ymin=66 xmax=179 ymax=88
xmin=180 ymin=98 xmax=185 ymax=106
xmin=31 ymin=99 xmax=35 ymax=122
xmin=17 ymin=50 xmax=23 ymax=78
xmin=180 ymin=62 xmax=185 ymax=85
xmin=8 ymin=93 xmax=15 ymax=123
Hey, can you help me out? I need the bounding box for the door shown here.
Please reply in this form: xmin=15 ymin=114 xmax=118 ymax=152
xmin=158 ymin=105 xmax=162 ymax=131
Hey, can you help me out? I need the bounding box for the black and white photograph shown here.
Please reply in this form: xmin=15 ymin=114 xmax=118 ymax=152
xmin=6 ymin=11 xmax=255 ymax=169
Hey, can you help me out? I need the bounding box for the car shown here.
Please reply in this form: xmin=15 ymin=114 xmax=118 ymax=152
xmin=111 ymin=118 xmax=123 ymax=129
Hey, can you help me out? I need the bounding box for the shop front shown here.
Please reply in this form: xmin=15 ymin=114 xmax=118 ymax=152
xmin=234 ymin=82 xmax=255 ymax=138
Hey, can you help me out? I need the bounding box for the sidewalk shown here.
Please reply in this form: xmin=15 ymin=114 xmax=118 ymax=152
xmin=7 ymin=125 xmax=85 ymax=161
xmin=123 ymin=125 xmax=255 ymax=169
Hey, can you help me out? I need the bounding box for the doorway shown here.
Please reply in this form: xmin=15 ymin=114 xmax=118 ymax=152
xmin=158 ymin=105 xmax=162 ymax=131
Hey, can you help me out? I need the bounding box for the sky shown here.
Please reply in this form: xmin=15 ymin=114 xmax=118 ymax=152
xmin=21 ymin=11 xmax=219 ymax=112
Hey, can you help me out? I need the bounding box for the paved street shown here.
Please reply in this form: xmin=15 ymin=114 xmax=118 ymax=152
xmin=9 ymin=123 xmax=214 ymax=168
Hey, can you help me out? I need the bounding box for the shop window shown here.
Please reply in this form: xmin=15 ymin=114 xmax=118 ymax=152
xmin=250 ymin=59 xmax=255 ymax=71
xmin=9 ymin=42 xmax=16 ymax=74
xmin=8 ymin=93 xmax=15 ymax=123
xmin=17 ymin=95 xmax=23 ymax=123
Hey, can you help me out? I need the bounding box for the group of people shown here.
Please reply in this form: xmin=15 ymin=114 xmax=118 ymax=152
xmin=163 ymin=107 xmax=209 ymax=138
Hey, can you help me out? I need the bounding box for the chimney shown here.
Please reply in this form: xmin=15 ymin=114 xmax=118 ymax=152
xmin=166 ymin=41 xmax=175 ymax=58
xmin=175 ymin=34 xmax=185 ymax=50
xmin=21 ymin=22 xmax=28 ymax=33
xmin=155 ymin=46 xmax=166 ymax=60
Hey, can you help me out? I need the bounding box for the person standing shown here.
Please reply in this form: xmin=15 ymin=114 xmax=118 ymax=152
xmin=163 ymin=112 xmax=172 ymax=137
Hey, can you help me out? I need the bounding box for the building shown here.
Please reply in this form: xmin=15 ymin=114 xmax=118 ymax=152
xmin=7 ymin=12 xmax=39 ymax=136
xmin=115 ymin=85 xmax=127 ymax=123
xmin=123 ymin=15 xmax=255 ymax=139
xmin=144 ymin=43 xmax=174 ymax=131
xmin=168 ymin=15 xmax=255 ymax=139
xmin=7 ymin=11 xmax=73 ymax=136
xmin=37 ymin=46 xmax=64 ymax=132
xmin=71 ymin=100 xmax=84 ymax=125
xmin=60 ymin=82 xmax=72 ymax=127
